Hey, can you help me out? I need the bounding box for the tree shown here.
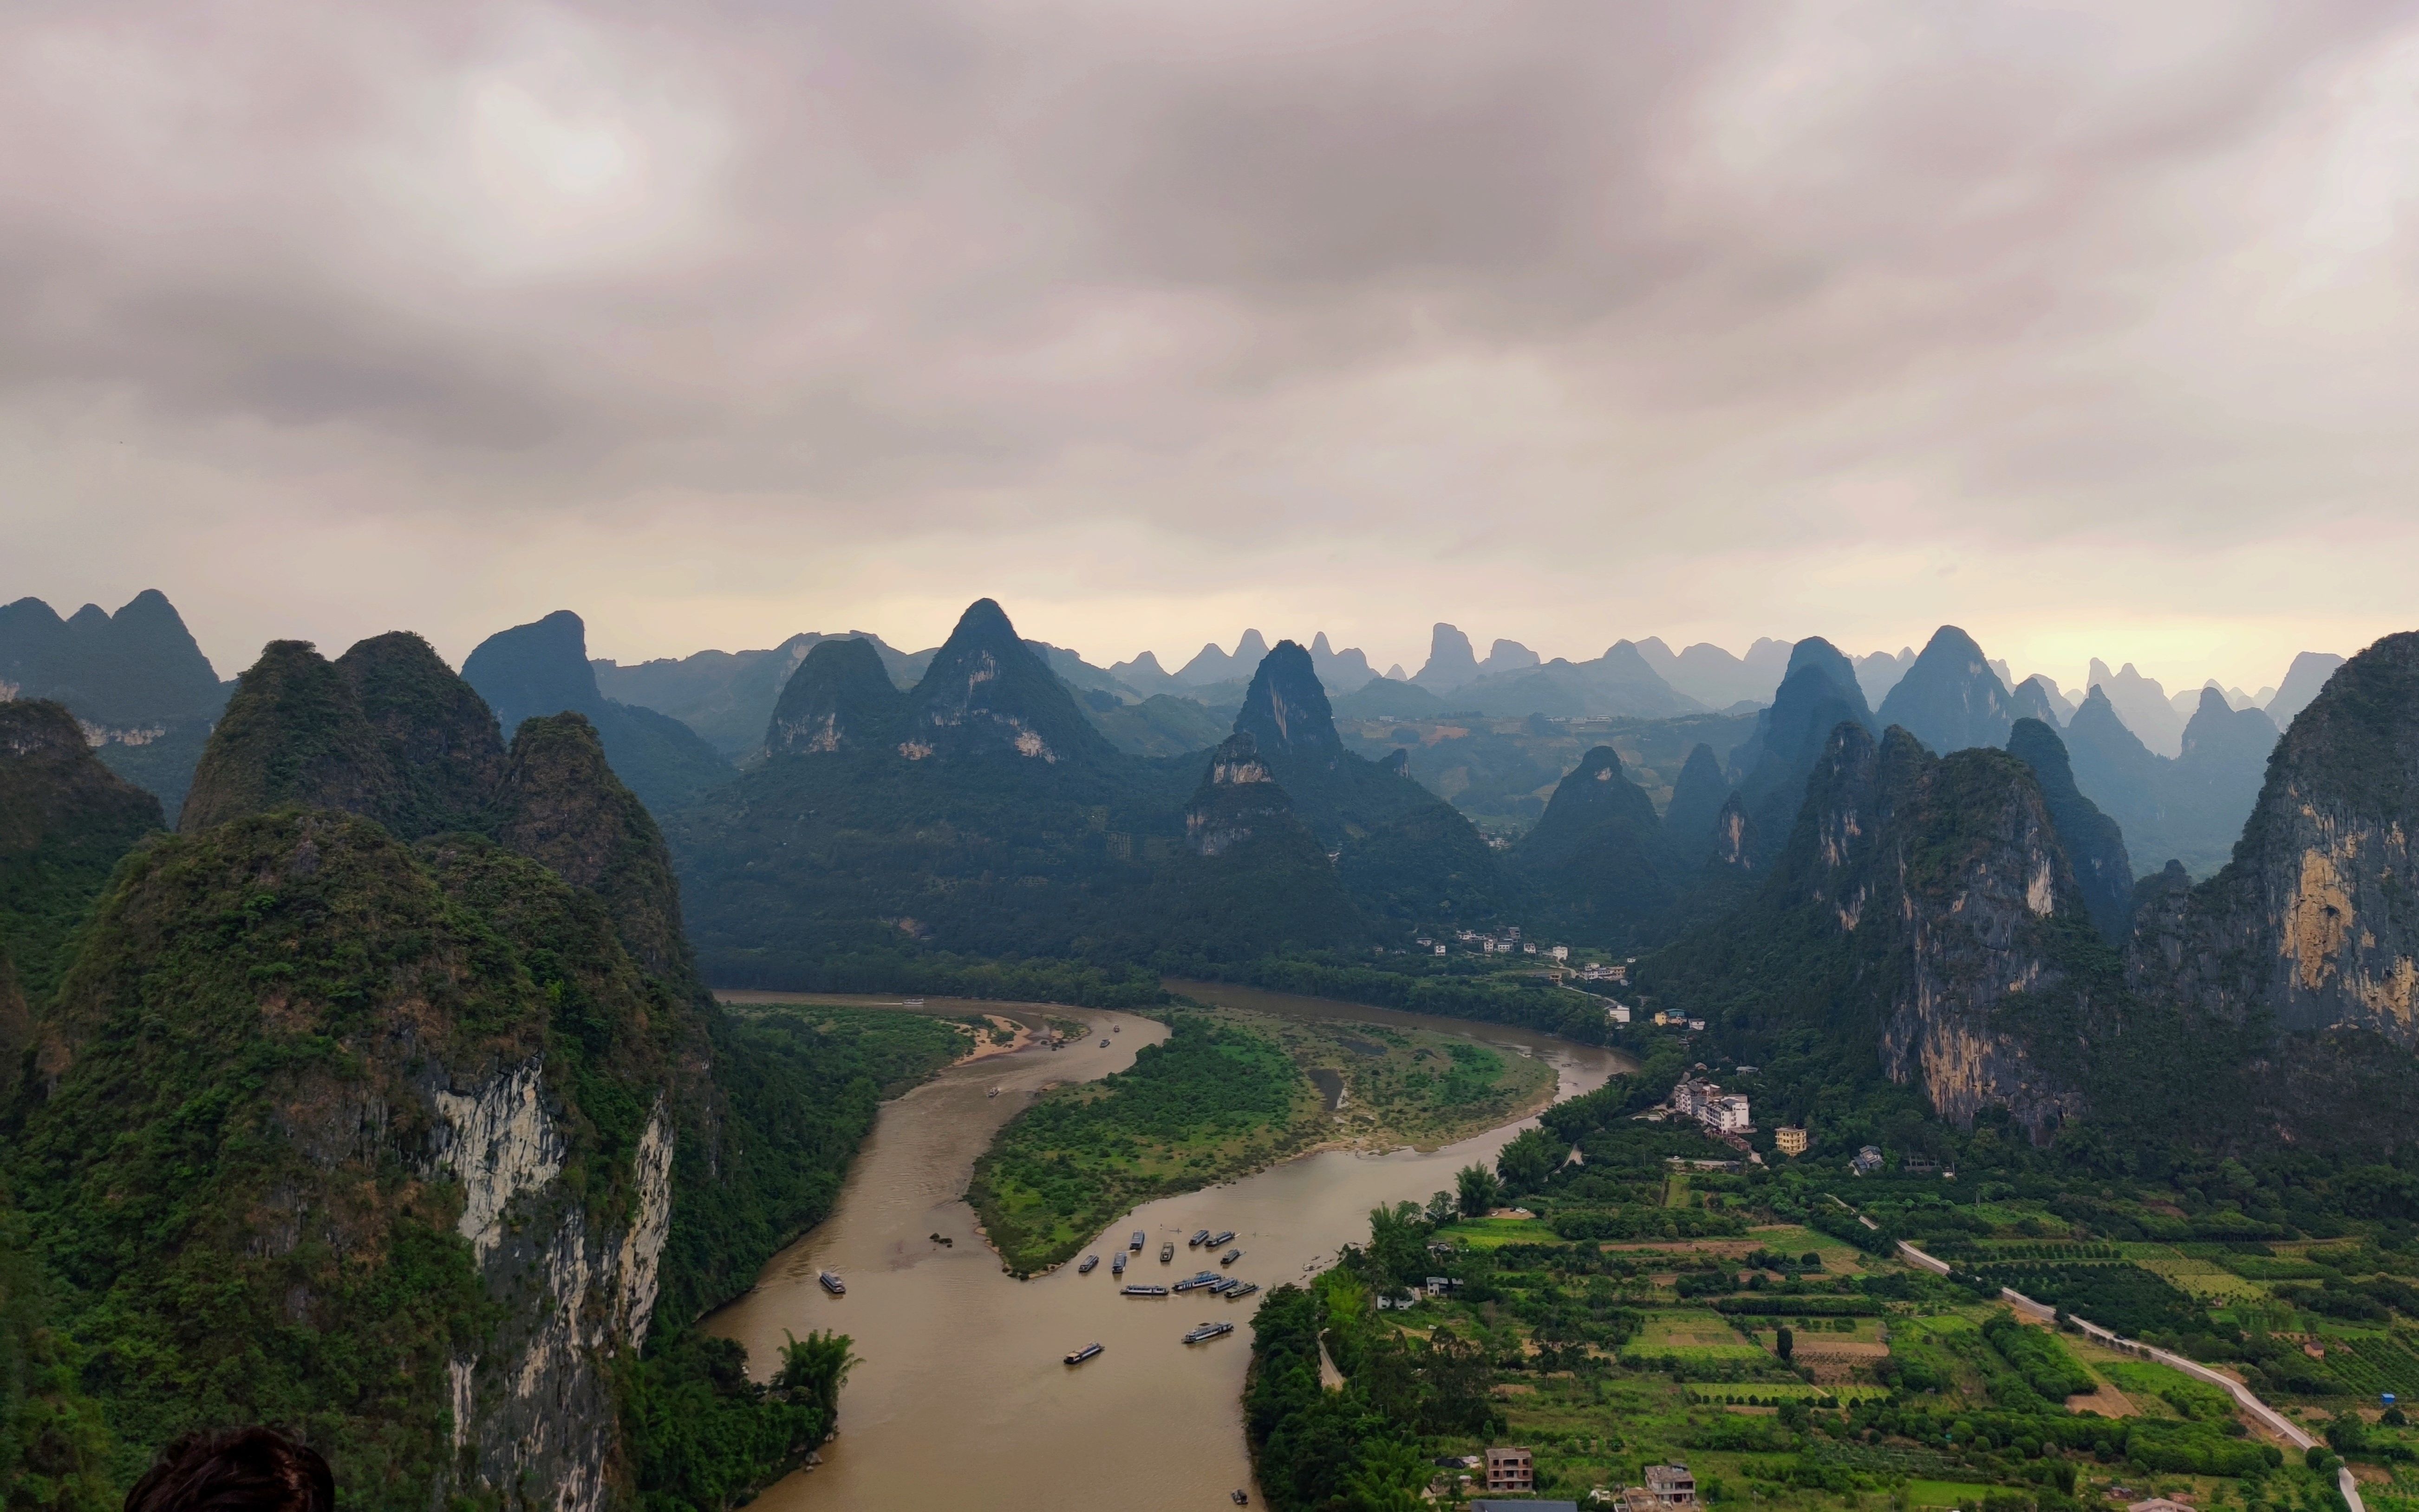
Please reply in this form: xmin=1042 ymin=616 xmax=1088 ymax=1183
xmin=1457 ymin=1163 xmax=1502 ymax=1219
xmin=777 ymin=1330 xmax=861 ymax=1431
xmin=1367 ymin=1200 xmax=1429 ymax=1286
xmin=1425 ymin=1189 xmax=1458 ymax=1227
xmin=1496 ymin=1127 xmax=1559 ymax=1194
xmin=1776 ymin=1325 xmax=1794 ymax=1362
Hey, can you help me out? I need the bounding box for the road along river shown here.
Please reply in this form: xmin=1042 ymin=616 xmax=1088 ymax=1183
xmin=705 ymin=987 xmax=1633 ymax=1512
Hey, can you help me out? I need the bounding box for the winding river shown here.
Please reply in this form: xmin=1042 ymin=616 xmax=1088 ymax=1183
xmin=704 ymin=986 xmax=1631 ymax=1511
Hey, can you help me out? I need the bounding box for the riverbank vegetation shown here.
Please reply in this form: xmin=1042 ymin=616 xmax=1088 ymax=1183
xmin=969 ymin=1015 xmax=1319 ymax=1274
xmin=632 ymin=1004 xmax=968 ymax=1504
xmin=967 ymin=1001 xmax=1565 ymax=1275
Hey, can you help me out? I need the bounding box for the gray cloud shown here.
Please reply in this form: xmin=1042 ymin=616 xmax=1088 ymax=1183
xmin=2 ymin=0 xmax=2417 ymax=689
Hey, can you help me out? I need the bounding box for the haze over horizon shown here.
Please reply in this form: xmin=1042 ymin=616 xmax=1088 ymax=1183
xmin=8 ymin=2 xmax=2418 ymax=690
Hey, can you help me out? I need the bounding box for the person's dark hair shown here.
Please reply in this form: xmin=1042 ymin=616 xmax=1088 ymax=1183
xmin=124 ymin=1427 xmax=333 ymax=1512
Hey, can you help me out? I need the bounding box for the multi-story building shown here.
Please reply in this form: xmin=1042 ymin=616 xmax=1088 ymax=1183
xmin=1485 ymin=1447 xmax=1534 ymax=1493
xmin=1671 ymin=1078 xmax=1751 ymax=1134
xmin=1774 ymin=1126 xmax=1808 ymax=1156
xmin=1646 ymin=1464 xmax=1697 ymax=1506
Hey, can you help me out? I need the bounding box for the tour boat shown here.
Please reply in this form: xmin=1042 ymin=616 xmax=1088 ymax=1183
xmin=818 ymin=1271 xmax=845 ymax=1296
xmin=1121 ymin=1284 xmax=1169 ymax=1297
xmin=1225 ymin=1283 xmax=1260 ymax=1301
xmin=1183 ymin=1321 xmax=1236 ymax=1344
xmin=1063 ymin=1343 xmax=1103 ymax=1365
xmin=1207 ymin=1231 xmax=1235 ymax=1247
xmin=1160 ymin=1242 xmax=1175 ymax=1263
xmin=1189 ymin=1230 xmax=1211 ymax=1247
xmin=1112 ymin=1251 xmax=1127 ymax=1276
xmin=1129 ymin=1231 xmax=1146 ymax=1250
xmin=1220 ymin=1249 xmax=1242 ymax=1265
xmin=1078 ymin=1254 xmax=1099 ymax=1274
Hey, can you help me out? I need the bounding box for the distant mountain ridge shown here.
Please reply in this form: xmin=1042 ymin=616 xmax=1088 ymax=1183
xmin=463 ymin=610 xmax=732 ymax=814
xmin=0 ymin=590 xmax=232 ymax=820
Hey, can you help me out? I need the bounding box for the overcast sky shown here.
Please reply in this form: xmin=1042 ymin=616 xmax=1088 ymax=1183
xmin=6 ymin=0 xmax=2417 ymax=693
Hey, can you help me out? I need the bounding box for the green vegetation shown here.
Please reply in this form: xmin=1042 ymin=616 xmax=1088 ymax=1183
xmin=0 ymin=700 xmax=163 ymax=1012
xmin=969 ymin=1016 xmax=1315 ymax=1273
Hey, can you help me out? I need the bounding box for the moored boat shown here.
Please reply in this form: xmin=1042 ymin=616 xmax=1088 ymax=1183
xmin=1225 ymin=1282 xmax=1259 ymax=1301
xmin=1220 ymin=1248 xmax=1242 ymax=1265
xmin=818 ymin=1270 xmax=846 ymax=1296
xmin=1159 ymin=1242 xmax=1174 ymax=1263
xmin=1208 ymin=1231 xmax=1234 ymax=1247
xmin=1129 ymin=1231 xmax=1146 ymax=1250
xmin=1112 ymin=1251 xmax=1127 ymax=1275
xmin=1078 ymin=1254 xmax=1099 ymax=1274
xmin=1188 ymin=1229 xmax=1210 ymax=1247
xmin=1182 ymin=1320 xmax=1236 ymax=1344
xmin=1121 ymin=1284 xmax=1169 ymax=1297
xmin=1063 ymin=1342 xmax=1104 ymax=1365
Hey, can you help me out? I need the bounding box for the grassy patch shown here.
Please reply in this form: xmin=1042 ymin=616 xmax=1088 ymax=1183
xmin=966 ymin=1014 xmax=1319 ymax=1273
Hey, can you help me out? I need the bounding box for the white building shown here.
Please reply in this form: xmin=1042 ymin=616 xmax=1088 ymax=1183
xmin=1551 ymin=945 xmax=1569 ymax=962
xmin=1606 ymin=1003 xmax=1631 ymax=1024
xmin=1670 ymin=1078 xmax=1750 ymax=1134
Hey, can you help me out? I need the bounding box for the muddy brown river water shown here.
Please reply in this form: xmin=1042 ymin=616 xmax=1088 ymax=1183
xmin=705 ymin=986 xmax=1631 ymax=1511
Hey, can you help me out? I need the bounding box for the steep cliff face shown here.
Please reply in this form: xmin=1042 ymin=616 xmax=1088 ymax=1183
xmin=1184 ymin=733 xmax=1287 ymax=856
xmin=1233 ymin=640 xmax=1345 ymax=770
xmin=2006 ymin=717 xmax=2134 ymax=944
xmin=17 ymin=813 xmax=682 ymax=1509
xmin=1647 ymin=722 xmax=2122 ymax=1140
xmin=2129 ymin=632 xmax=2419 ymax=1045
xmin=1806 ymin=728 xmax=2102 ymax=1135
xmin=763 ymin=635 xmax=906 ymax=755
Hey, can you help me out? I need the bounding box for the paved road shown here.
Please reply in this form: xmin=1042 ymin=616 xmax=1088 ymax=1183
xmin=1893 ymin=1239 xmax=2365 ymax=1512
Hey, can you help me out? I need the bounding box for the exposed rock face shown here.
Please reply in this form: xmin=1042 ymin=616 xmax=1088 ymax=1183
xmin=1234 ymin=640 xmax=1344 ymax=769
xmin=1507 ymin=746 xmax=1673 ymax=945
xmin=1730 ymin=636 xmax=1874 ymax=860
xmin=2007 ymin=717 xmax=2135 ymax=944
xmin=763 ymin=636 xmax=906 ymax=755
xmin=895 ymin=599 xmax=1114 ymax=764
xmin=20 ymin=812 xmax=682 ymax=1508
xmin=2128 ymin=632 xmax=2419 ymax=1046
xmin=1875 ymin=625 xmax=2017 ymax=755
xmin=1802 ymin=726 xmax=2102 ymax=1137
xmin=1184 ymin=733 xmax=1286 ymax=856
xmin=1650 ymin=722 xmax=2119 ymax=1142
xmin=1662 ymin=742 xmax=1734 ymax=858
xmin=433 ymin=1063 xmax=674 ymax=1511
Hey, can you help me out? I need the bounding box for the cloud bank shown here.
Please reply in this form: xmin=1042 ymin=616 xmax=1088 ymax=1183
xmin=5 ymin=0 xmax=2417 ymax=689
